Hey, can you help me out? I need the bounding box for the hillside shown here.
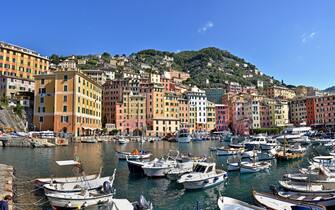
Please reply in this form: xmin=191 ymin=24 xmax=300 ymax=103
xmin=51 ymin=47 xmax=282 ymax=88
xmin=324 ymin=86 xmax=335 ymax=93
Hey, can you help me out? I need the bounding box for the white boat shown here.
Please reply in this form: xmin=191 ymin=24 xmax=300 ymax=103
xmin=241 ymin=150 xmax=261 ymax=159
xmin=142 ymin=150 xmax=179 ymax=177
xmin=252 ymin=190 xmax=325 ymax=210
xmin=279 ymin=180 xmax=335 ymax=193
xmin=127 ymin=159 xmax=150 ymax=175
xmin=33 ymin=160 xmax=101 ymax=187
xmin=260 ymin=138 xmax=277 ymax=150
xmin=166 ymin=158 xmax=195 ymax=181
xmin=287 ymin=143 xmax=306 ymax=154
xmin=277 ymin=190 xmax=335 ymax=207
xmin=240 ymin=161 xmax=271 ymax=174
xmin=177 ymin=162 xmax=227 ymax=190
xmin=118 ymin=137 xmax=129 ymax=144
xmin=81 ymin=137 xmax=97 ymax=143
xmin=116 ymin=150 xmax=152 ymax=160
xmin=44 ymin=176 xmax=112 ymax=194
xmin=227 ymin=159 xmax=249 ymax=172
xmin=218 ymin=196 xmax=265 ymax=210
xmin=244 ymin=134 xmax=267 ymax=150
xmin=216 ymin=147 xmax=244 ymax=156
xmin=176 ymin=129 xmax=191 ymax=143
xmin=46 ymin=187 xmax=113 ymax=208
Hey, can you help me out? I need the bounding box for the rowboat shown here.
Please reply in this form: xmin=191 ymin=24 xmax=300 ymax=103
xmin=218 ymin=196 xmax=265 ymax=210
xmin=240 ymin=161 xmax=271 ymax=174
xmin=216 ymin=147 xmax=244 ymax=156
xmin=277 ymin=191 xmax=335 ymax=207
xmin=252 ymin=190 xmax=326 ymax=210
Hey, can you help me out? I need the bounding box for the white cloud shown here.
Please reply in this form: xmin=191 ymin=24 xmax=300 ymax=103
xmin=198 ymin=21 xmax=214 ymax=33
xmin=301 ymin=31 xmax=317 ymax=43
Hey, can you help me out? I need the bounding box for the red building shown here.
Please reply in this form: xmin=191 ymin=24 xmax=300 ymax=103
xmin=215 ymin=104 xmax=229 ymax=131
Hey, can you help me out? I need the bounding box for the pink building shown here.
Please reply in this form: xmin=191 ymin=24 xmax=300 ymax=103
xmin=314 ymin=95 xmax=335 ymax=126
xmin=215 ymin=104 xmax=229 ymax=131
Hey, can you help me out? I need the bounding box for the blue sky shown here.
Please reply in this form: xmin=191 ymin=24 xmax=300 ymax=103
xmin=2 ymin=0 xmax=335 ymax=89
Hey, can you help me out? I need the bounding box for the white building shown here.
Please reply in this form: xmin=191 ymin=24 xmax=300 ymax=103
xmin=185 ymin=86 xmax=207 ymax=130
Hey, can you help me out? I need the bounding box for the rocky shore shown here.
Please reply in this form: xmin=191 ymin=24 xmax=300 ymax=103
xmin=0 ymin=164 xmax=14 ymax=210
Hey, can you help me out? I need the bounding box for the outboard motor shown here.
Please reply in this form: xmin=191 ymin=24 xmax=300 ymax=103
xmin=102 ymin=181 xmax=112 ymax=194
xmin=134 ymin=195 xmax=153 ymax=210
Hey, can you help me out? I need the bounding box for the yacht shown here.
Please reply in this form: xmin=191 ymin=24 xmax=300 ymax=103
xmin=177 ymin=162 xmax=227 ymax=190
xmin=244 ymin=134 xmax=267 ymax=150
xmin=176 ymin=129 xmax=191 ymax=143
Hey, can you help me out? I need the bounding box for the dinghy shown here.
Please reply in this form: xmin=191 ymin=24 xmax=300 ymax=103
xmin=177 ymin=162 xmax=227 ymax=190
xmin=252 ymin=190 xmax=326 ymax=210
xmin=218 ymin=196 xmax=265 ymax=210
xmin=216 ymin=147 xmax=244 ymax=156
xmin=240 ymin=161 xmax=271 ymax=174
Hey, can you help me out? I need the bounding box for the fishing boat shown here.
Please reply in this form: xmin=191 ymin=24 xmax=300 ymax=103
xmin=260 ymin=138 xmax=277 ymax=150
xmin=252 ymin=190 xmax=326 ymax=210
xmin=240 ymin=161 xmax=271 ymax=174
xmin=278 ymin=180 xmax=335 ymax=193
xmin=142 ymin=150 xmax=179 ymax=177
xmin=276 ymin=191 xmax=335 ymax=207
xmin=44 ymin=175 xmax=113 ymax=194
xmin=216 ymin=147 xmax=244 ymax=156
xmin=287 ymin=143 xmax=306 ymax=154
xmin=244 ymin=134 xmax=267 ymax=150
xmin=127 ymin=159 xmax=150 ymax=175
xmin=177 ymin=162 xmax=227 ymax=190
xmin=166 ymin=157 xmax=195 ymax=181
xmin=116 ymin=150 xmax=152 ymax=160
xmin=45 ymin=181 xmax=114 ymax=208
xmin=241 ymin=150 xmax=261 ymax=159
xmin=218 ymin=196 xmax=265 ymax=210
xmin=176 ymin=129 xmax=191 ymax=143
xmin=118 ymin=137 xmax=129 ymax=144
xmin=33 ymin=160 xmax=101 ymax=187
xmin=226 ymin=158 xmax=248 ymax=172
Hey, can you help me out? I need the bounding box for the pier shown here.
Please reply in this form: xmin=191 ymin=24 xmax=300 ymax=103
xmin=0 ymin=164 xmax=14 ymax=210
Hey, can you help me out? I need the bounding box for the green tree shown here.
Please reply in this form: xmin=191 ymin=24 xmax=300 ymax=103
xmin=101 ymin=52 xmax=111 ymax=63
xmin=13 ymin=104 xmax=23 ymax=117
xmin=50 ymin=54 xmax=61 ymax=64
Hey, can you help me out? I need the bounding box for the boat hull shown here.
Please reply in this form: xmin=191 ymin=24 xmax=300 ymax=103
xmin=46 ymin=193 xmax=113 ymax=208
xmin=127 ymin=160 xmax=146 ymax=175
xmin=142 ymin=167 xmax=171 ymax=177
xmin=180 ymin=174 xmax=226 ymax=190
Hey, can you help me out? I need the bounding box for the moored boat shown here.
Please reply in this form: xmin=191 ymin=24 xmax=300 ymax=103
xmin=240 ymin=161 xmax=271 ymax=174
xmin=116 ymin=150 xmax=152 ymax=160
xmin=252 ymin=190 xmax=326 ymax=210
xmin=176 ymin=129 xmax=191 ymax=143
xmin=218 ymin=196 xmax=265 ymax=210
xmin=177 ymin=162 xmax=227 ymax=190
xmin=216 ymin=147 xmax=244 ymax=156
xmin=278 ymin=180 xmax=335 ymax=193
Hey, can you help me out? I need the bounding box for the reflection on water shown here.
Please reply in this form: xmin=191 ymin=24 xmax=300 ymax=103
xmin=0 ymin=141 xmax=328 ymax=210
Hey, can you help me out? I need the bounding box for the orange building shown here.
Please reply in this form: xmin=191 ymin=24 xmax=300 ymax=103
xmin=33 ymin=69 xmax=102 ymax=136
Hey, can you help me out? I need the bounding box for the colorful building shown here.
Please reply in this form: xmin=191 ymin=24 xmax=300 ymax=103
xmin=185 ymin=86 xmax=207 ymax=131
xmin=289 ymin=97 xmax=307 ymax=126
xmin=206 ymin=100 xmax=216 ymax=132
xmin=264 ymin=85 xmax=296 ymax=100
xmin=33 ymin=68 xmax=102 ymax=136
xmin=215 ymin=104 xmax=229 ymax=131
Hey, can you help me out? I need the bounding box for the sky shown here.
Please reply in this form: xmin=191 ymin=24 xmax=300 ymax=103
xmin=2 ymin=0 xmax=335 ymax=89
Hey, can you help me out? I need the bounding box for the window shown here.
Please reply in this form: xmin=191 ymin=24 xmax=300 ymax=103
xmin=39 ymin=116 xmax=44 ymax=122
xmin=40 ymin=97 xmax=44 ymax=103
xmin=41 ymin=79 xmax=45 ymax=85
xmin=63 ymin=106 xmax=67 ymax=112
xmin=63 ymin=95 xmax=67 ymax=102
xmin=64 ymin=85 xmax=68 ymax=92
xmin=61 ymin=116 xmax=69 ymax=123
xmin=64 ymin=75 xmax=68 ymax=81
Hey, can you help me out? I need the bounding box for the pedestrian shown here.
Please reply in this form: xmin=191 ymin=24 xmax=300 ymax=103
xmin=0 ymin=195 xmax=12 ymax=210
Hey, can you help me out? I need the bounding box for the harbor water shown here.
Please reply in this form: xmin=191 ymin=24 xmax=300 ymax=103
xmin=0 ymin=140 xmax=327 ymax=210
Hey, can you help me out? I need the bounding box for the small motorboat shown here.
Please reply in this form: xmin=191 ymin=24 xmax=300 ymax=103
xmin=216 ymin=147 xmax=244 ymax=156
xmin=287 ymin=143 xmax=306 ymax=154
xmin=45 ymin=181 xmax=113 ymax=208
xmin=132 ymin=195 xmax=154 ymax=210
xmin=116 ymin=150 xmax=152 ymax=160
xmin=244 ymin=134 xmax=267 ymax=150
xmin=209 ymin=146 xmax=217 ymax=151
xmin=142 ymin=150 xmax=179 ymax=177
xmin=218 ymin=196 xmax=265 ymax=210
xmin=44 ymin=176 xmax=112 ymax=194
xmin=166 ymin=158 xmax=195 ymax=181
xmin=176 ymin=129 xmax=191 ymax=143
xmin=118 ymin=137 xmax=129 ymax=144
xmin=240 ymin=161 xmax=271 ymax=174
xmin=177 ymin=162 xmax=227 ymax=190
xmin=252 ymin=190 xmax=326 ymax=210
xmin=127 ymin=159 xmax=150 ymax=175
xmin=260 ymin=138 xmax=277 ymax=150
xmin=278 ymin=180 xmax=335 ymax=193
xmin=81 ymin=137 xmax=97 ymax=143
xmin=33 ymin=160 xmax=101 ymax=187
xmin=241 ymin=150 xmax=261 ymax=159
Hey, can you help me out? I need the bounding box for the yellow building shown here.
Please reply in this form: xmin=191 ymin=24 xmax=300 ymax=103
xmin=206 ymin=100 xmax=216 ymax=131
xmin=0 ymin=42 xmax=49 ymax=80
xmin=33 ymin=68 xmax=102 ymax=136
xmin=265 ymin=98 xmax=289 ymax=127
xmin=264 ymin=85 xmax=296 ymax=100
